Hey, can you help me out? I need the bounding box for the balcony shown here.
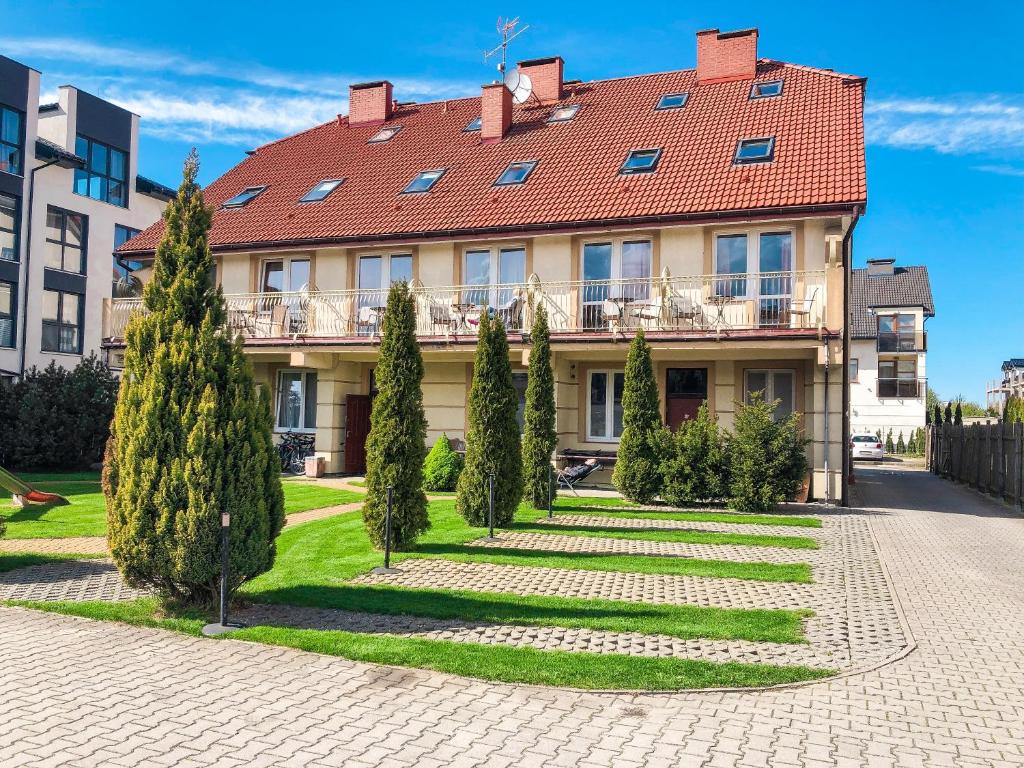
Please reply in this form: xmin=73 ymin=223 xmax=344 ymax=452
xmin=103 ymin=270 xmax=827 ymax=345
xmin=877 ymin=330 xmax=927 ymax=353
xmin=877 ymin=377 xmax=926 ymax=399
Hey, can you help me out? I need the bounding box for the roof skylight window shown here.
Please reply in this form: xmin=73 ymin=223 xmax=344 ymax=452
xmin=463 ymin=116 xmax=482 ymax=132
xmin=655 ymin=93 xmax=689 ymax=110
xmin=402 ymin=169 xmax=446 ymax=194
xmin=368 ymin=125 xmax=402 ymax=143
xmin=300 ymin=178 xmax=345 ymax=203
xmin=222 ymin=186 xmax=267 ymax=208
xmin=619 ymin=148 xmax=662 ymax=175
xmin=547 ymin=105 xmax=580 ymax=123
xmin=750 ymin=80 xmax=783 ymax=99
xmin=495 ymin=160 xmax=537 ymax=186
xmin=734 ymin=137 xmax=775 ymax=164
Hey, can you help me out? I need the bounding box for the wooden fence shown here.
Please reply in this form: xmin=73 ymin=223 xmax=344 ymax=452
xmin=928 ymin=422 xmax=1024 ymax=507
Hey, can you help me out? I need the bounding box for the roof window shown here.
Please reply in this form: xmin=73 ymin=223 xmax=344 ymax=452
xmin=619 ymin=148 xmax=662 ymax=175
xmin=495 ymin=160 xmax=537 ymax=186
xmin=547 ymin=105 xmax=580 ymax=123
xmin=463 ymin=117 xmax=482 ymax=132
xmin=655 ymin=93 xmax=689 ymax=110
xmin=750 ymin=80 xmax=783 ymax=99
xmin=300 ymin=179 xmax=345 ymax=203
xmin=222 ymin=186 xmax=267 ymax=208
xmin=734 ymin=137 xmax=775 ymax=164
xmin=402 ymin=169 xmax=446 ymax=194
xmin=368 ymin=125 xmax=402 ymax=143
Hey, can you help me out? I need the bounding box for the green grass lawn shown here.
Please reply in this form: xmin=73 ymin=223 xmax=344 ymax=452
xmin=0 ymin=477 xmax=364 ymax=539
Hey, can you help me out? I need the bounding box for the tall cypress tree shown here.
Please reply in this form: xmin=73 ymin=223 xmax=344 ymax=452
xmin=953 ymin=401 xmax=963 ymax=426
xmin=521 ymin=306 xmax=556 ymax=509
xmin=106 ymin=151 xmax=283 ymax=607
xmin=933 ymin=403 xmax=943 ymax=425
xmin=362 ymin=281 xmax=429 ymax=549
xmin=457 ymin=317 xmax=522 ymax=526
xmin=612 ymin=329 xmax=664 ymax=503
xmin=944 ymin=402 xmax=953 ymax=424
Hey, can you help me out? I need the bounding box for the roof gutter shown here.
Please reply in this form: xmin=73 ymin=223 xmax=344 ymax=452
xmin=840 ymin=205 xmax=862 ymax=508
xmin=120 ymin=202 xmax=866 ymax=258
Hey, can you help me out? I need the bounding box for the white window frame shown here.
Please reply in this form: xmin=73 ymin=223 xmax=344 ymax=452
xmin=587 ymin=369 xmax=625 ymax=442
xmin=579 ymin=237 xmax=653 ymax=286
xmin=357 ymin=252 xmax=414 ymax=291
xmin=743 ymin=368 xmax=797 ymax=419
xmin=849 ymin=358 xmax=859 ymax=382
xmin=275 ymin=369 xmax=318 ymax=433
xmin=712 ymin=227 xmax=795 ymax=299
xmin=462 ymin=244 xmax=527 ymax=306
xmin=260 ymin=255 xmax=311 ymax=294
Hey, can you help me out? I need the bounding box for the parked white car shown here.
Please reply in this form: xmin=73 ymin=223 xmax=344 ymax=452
xmin=850 ymin=433 xmax=884 ymax=461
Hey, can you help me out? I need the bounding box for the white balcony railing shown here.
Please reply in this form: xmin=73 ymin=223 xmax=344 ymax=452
xmin=103 ymin=270 xmax=827 ymax=343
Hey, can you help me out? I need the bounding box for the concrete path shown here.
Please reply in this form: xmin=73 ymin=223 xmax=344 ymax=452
xmin=1 ymin=466 xmax=1023 ymax=766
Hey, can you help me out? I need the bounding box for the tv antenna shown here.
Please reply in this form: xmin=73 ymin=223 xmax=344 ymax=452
xmin=484 ymin=16 xmax=529 ymax=76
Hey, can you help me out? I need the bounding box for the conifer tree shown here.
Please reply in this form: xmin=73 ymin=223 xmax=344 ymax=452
xmin=885 ymin=428 xmax=894 ymax=454
xmin=728 ymin=394 xmax=807 ymax=513
xmin=521 ymin=305 xmax=557 ymax=508
xmin=363 ymin=281 xmax=429 ymax=548
xmin=896 ymin=431 xmax=906 ymax=453
xmin=457 ymin=317 xmax=523 ymax=526
xmin=933 ymin=404 xmax=943 ymax=425
xmin=423 ymin=433 xmax=463 ymax=492
xmin=953 ymin=401 xmax=963 ymax=426
xmin=106 ymin=151 xmax=283 ymax=607
xmin=907 ymin=430 xmax=917 ymax=454
xmin=612 ymin=329 xmax=664 ymax=503
xmin=944 ymin=402 xmax=953 ymax=424
xmin=660 ymin=403 xmax=726 ymax=505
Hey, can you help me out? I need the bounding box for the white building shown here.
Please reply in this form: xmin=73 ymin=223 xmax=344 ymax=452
xmin=849 ymin=258 xmax=934 ymax=442
xmin=0 ymin=53 xmax=172 ymax=383
xmin=986 ymin=359 xmax=1024 ymax=412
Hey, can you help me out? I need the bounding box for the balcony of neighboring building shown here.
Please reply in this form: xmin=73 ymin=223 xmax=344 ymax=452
xmin=877 ymin=329 xmax=927 ymax=353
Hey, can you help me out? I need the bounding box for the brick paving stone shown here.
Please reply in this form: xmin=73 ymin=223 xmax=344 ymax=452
xmin=536 ymin=513 xmax=830 ymax=539
xmin=1 ymin=467 xmax=1023 ymax=766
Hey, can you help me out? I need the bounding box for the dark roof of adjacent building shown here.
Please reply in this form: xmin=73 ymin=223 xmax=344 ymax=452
xmin=122 ymin=57 xmax=866 ymax=255
xmin=34 ymin=137 xmax=85 ymax=168
xmin=1002 ymin=359 xmax=1024 ymax=371
xmin=136 ymin=174 xmax=176 ymax=201
xmin=850 ymin=265 xmax=934 ymax=339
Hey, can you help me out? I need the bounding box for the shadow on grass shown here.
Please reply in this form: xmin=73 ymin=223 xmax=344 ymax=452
xmin=0 ymin=553 xmax=103 ymax=575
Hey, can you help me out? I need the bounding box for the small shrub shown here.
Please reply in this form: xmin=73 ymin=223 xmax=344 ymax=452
xmin=728 ymin=394 xmax=808 ymax=513
xmin=612 ymin=329 xmax=664 ymax=504
xmin=906 ymin=430 xmax=917 ymax=454
xmin=885 ymin=429 xmax=894 ymax=454
xmin=660 ymin=403 xmax=727 ymax=506
xmin=896 ymin=431 xmax=906 ymax=454
xmin=423 ymin=433 xmax=464 ymax=492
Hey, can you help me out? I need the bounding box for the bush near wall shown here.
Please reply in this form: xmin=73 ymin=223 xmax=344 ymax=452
xmin=728 ymin=394 xmax=808 ymax=513
xmin=423 ymin=433 xmax=464 ymax=492
xmin=0 ymin=355 xmax=119 ymax=470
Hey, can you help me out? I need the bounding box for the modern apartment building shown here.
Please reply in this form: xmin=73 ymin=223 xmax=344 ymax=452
xmin=986 ymin=359 xmax=1024 ymax=412
xmin=0 ymin=54 xmax=172 ymax=383
xmin=112 ymin=28 xmax=867 ymax=502
xmin=849 ymin=258 xmax=934 ymax=439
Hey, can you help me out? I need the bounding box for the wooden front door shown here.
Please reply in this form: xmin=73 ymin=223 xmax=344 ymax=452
xmin=665 ymin=368 xmax=708 ymax=431
xmin=344 ymin=394 xmax=372 ymax=474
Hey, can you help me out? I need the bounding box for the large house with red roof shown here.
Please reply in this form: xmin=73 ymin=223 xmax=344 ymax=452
xmin=111 ymin=27 xmax=866 ymax=503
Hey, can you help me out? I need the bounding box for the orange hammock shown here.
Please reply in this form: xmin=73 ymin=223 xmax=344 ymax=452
xmin=0 ymin=466 xmax=69 ymax=506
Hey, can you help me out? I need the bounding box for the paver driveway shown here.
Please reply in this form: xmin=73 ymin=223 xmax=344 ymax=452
xmin=1 ymin=465 xmax=1022 ymax=767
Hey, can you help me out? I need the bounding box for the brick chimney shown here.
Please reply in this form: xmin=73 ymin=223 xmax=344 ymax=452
xmin=481 ymin=82 xmax=512 ymax=143
xmin=696 ymin=28 xmax=758 ymax=84
xmin=348 ymin=80 xmax=393 ymax=126
xmin=516 ymin=56 xmax=564 ymax=103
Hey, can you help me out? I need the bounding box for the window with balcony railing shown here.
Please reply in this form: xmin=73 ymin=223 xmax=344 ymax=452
xmin=877 ymin=314 xmax=924 ymax=352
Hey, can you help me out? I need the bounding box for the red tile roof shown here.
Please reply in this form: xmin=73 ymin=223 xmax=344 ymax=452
xmin=124 ymin=59 xmax=866 ymax=254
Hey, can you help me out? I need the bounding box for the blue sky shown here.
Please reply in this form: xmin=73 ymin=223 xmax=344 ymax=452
xmin=3 ymin=1 xmax=1022 ymax=401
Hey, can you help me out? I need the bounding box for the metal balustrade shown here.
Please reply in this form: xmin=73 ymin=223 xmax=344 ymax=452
xmin=876 ymin=377 xmax=927 ymax=399
xmin=103 ymin=270 xmax=828 ymax=342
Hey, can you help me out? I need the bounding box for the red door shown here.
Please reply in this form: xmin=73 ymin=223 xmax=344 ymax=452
xmin=344 ymin=395 xmax=372 ymax=474
xmin=665 ymin=368 xmax=708 ymax=431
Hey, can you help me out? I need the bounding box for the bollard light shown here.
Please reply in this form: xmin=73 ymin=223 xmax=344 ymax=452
xmin=482 ymin=472 xmax=500 ymax=542
xmin=371 ymin=485 xmax=402 ymax=574
xmin=201 ymin=509 xmax=246 ymax=636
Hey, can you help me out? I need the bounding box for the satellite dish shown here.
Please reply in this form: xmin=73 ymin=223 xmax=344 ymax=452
xmin=503 ymin=69 xmax=533 ymax=104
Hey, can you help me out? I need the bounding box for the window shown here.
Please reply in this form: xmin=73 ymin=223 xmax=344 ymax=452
xmin=734 ymin=137 xmax=775 ymax=164
xmin=463 ymin=117 xmax=482 ymax=132
xmin=357 ymin=253 xmax=413 ymax=330
xmin=655 ymin=93 xmax=689 ymax=110
xmin=547 ymin=105 xmax=580 ymax=123
xmin=581 ymin=239 xmax=651 ymax=329
xmin=402 ymin=169 xmax=445 ymax=194
xmin=300 ymin=179 xmax=344 ymax=202
xmin=712 ymin=231 xmax=793 ymax=313
xmin=750 ymin=80 xmax=783 ymax=99
xmin=113 ymin=225 xmax=142 ymax=296
xmin=513 ymin=372 xmax=528 ymax=432
xmin=588 ymin=370 xmax=625 ymax=440
xmin=849 ymin=358 xmax=859 ymax=382
xmin=463 ymin=247 xmax=525 ymax=307
xmin=878 ymin=359 xmax=920 ymax=398
xmin=41 ymin=289 xmax=82 ymax=354
xmin=73 ymin=135 xmax=127 ymax=206
xmin=44 ymin=207 xmax=86 ymax=274
xmin=744 ymin=369 xmax=795 ymax=420
xmin=495 ymin=161 xmax=537 ymax=186
xmin=222 ymin=186 xmax=267 ymax=208
xmin=261 ymin=257 xmax=310 ymax=293
xmin=0 ymin=106 xmax=23 ymax=175
xmin=619 ymin=148 xmax=662 ymax=175
xmin=0 ymin=279 xmax=15 ymax=348
xmin=877 ymin=314 xmax=917 ymax=352
xmin=0 ymin=193 xmax=18 ymax=262
xmin=276 ymin=370 xmax=318 ymax=431
xmin=368 ymin=125 xmax=402 ymax=143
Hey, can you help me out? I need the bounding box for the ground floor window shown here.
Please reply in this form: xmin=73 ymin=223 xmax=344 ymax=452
xmin=41 ymin=289 xmax=82 ymax=354
xmin=744 ymin=369 xmax=795 ymax=419
xmin=512 ymin=371 xmax=528 ymax=431
xmin=276 ymin=370 xmax=318 ymax=431
xmin=588 ymin=369 xmax=625 ymax=440
xmin=0 ymin=279 xmax=15 ymax=347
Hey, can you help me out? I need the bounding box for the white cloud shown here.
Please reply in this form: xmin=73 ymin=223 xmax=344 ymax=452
xmin=867 ymin=96 xmax=1024 ymax=154
xmin=973 ymin=163 xmax=1024 ymax=177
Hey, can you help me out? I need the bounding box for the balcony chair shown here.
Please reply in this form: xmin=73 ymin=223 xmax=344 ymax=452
xmin=496 ymin=295 xmax=522 ymax=329
xmin=789 ymin=287 xmax=819 ymax=329
xmin=356 ymin=305 xmax=380 ymax=336
xmin=429 ymin=303 xmax=454 ymax=336
xmin=601 ymin=299 xmax=622 ymax=328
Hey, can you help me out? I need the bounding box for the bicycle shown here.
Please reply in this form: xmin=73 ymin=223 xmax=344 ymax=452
xmin=278 ymin=431 xmax=315 ymax=474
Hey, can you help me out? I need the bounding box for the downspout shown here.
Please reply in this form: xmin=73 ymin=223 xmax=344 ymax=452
xmin=823 ymin=338 xmax=831 ymax=506
xmin=840 ymin=206 xmax=862 ymax=507
xmin=18 ymin=158 xmax=59 ymax=378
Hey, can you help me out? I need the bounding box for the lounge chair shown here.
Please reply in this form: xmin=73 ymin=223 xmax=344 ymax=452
xmin=556 ymin=458 xmax=602 ymax=496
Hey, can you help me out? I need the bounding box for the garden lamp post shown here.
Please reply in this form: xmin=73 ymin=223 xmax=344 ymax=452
xmin=482 ymin=472 xmax=500 ymax=542
xmin=201 ymin=510 xmax=246 ymax=636
xmin=371 ymin=485 xmax=402 ymax=574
